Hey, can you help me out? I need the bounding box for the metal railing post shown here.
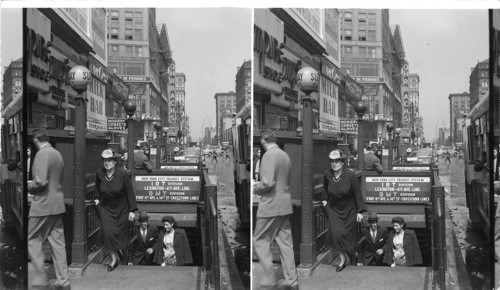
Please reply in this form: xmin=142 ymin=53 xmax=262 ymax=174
xmin=432 ymin=184 xmax=446 ymax=289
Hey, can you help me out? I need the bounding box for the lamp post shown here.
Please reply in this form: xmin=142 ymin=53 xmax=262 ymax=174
xmin=162 ymin=127 xmax=169 ymax=162
xmin=395 ymin=128 xmax=401 ymax=162
xmin=68 ymin=65 xmax=91 ymax=266
xmin=297 ymin=66 xmax=319 ymax=267
xmin=154 ymin=123 xmax=163 ymax=169
xmin=378 ymin=131 xmax=382 ymax=145
xmin=354 ymin=101 xmax=367 ymax=172
xmin=124 ymin=100 xmax=137 ymax=172
xmin=386 ymin=123 xmax=394 ymax=170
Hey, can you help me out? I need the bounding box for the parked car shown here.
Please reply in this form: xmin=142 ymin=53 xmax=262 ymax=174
xmin=414 ymin=149 xmax=438 ymax=165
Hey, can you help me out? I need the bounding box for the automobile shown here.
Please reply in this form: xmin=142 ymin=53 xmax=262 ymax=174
xmin=436 ymin=148 xmax=445 ymax=157
xmin=414 ymin=149 xmax=438 ymax=165
xmin=174 ymin=148 xmax=202 ymax=163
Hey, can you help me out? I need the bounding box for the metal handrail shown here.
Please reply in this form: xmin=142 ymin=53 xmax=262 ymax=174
xmin=209 ymin=196 xmax=220 ymax=290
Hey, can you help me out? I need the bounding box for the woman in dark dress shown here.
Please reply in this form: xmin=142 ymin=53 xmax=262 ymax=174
xmin=94 ymin=148 xmax=138 ymax=271
xmin=321 ymin=149 xmax=366 ymax=272
xmin=152 ymin=216 xmax=193 ymax=266
xmin=383 ymin=216 xmax=422 ymax=267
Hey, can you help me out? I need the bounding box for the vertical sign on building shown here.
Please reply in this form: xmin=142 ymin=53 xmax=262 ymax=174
xmin=402 ymin=62 xmax=410 ymax=125
xmin=324 ymin=9 xmax=340 ymax=67
xmin=91 ymin=8 xmax=106 ymax=65
xmin=169 ymin=63 xmax=177 ymax=127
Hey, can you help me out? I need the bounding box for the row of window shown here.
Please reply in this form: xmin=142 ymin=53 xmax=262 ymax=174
xmin=343 ymin=46 xmax=376 ymax=58
xmin=109 ymin=45 xmax=144 ymax=57
xmin=108 ymin=61 xmax=146 ymax=76
xmin=108 ymin=27 xmax=143 ymax=40
xmin=109 ymin=10 xmax=143 ymax=21
xmin=342 ymin=29 xmax=376 ymax=41
xmin=341 ymin=63 xmax=379 ymax=77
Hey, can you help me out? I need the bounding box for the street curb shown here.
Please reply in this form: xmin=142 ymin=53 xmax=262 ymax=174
xmin=444 ymin=198 xmax=471 ymax=289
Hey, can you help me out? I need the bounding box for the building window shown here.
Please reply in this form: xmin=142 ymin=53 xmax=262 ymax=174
xmin=108 ymin=62 xmax=120 ymax=75
xmin=369 ymin=47 xmax=376 ymax=58
xmin=125 ymin=46 xmax=133 ymax=56
xmin=110 ymin=11 xmax=119 ymax=20
xmin=344 ymin=29 xmax=352 ymax=41
xmin=359 ymin=30 xmax=366 ymax=41
xmin=345 ymin=18 xmax=352 ymax=23
xmin=125 ymin=11 xmax=133 ymax=21
xmin=134 ymin=29 xmax=142 ymax=40
xmin=110 ymin=28 xmax=119 ymax=39
xmin=109 ymin=45 xmax=119 ymax=56
xmin=14 ymin=80 xmax=22 ymax=87
xmin=368 ymin=13 xmax=376 ymax=26
xmin=367 ymin=30 xmax=376 ymax=41
xmin=359 ymin=13 xmax=366 ymax=21
xmin=110 ymin=20 xmax=119 ymax=28
xmin=134 ymin=46 xmax=143 ymax=57
xmin=357 ymin=63 xmax=378 ymax=76
xmin=344 ymin=12 xmax=352 ymax=18
xmin=344 ymin=46 xmax=352 ymax=57
xmin=359 ymin=47 xmax=367 ymax=57
xmin=124 ymin=62 xmax=145 ymax=75
xmin=481 ymin=80 xmax=488 ymax=87
xmin=125 ymin=29 xmax=133 ymax=40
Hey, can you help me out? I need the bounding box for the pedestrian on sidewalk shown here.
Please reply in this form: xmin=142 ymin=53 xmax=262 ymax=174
xmin=94 ymin=148 xmax=138 ymax=272
xmin=383 ymin=216 xmax=422 ymax=267
xmin=28 ymin=128 xmax=71 ymax=290
xmin=212 ymin=150 xmax=218 ymax=163
xmin=356 ymin=212 xmax=388 ymax=266
xmin=321 ymin=149 xmax=366 ymax=272
xmin=129 ymin=212 xmax=158 ymax=265
xmin=152 ymin=216 xmax=193 ymax=266
xmin=444 ymin=151 xmax=451 ymax=164
xmin=253 ymin=129 xmax=298 ymax=289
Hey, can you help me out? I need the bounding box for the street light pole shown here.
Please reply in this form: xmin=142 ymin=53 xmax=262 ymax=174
xmin=297 ymin=66 xmax=319 ymax=267
xmin=395 ymin=128 xmax=401 ymax=162
xmin=386 ymin=123 xmax=394 ymax=170
xmin=124 ymin=101 xmax=137 ymax=172
xmin=68 ymin=65 xmax=91 ymax=266
xmin=354 ymin=101 xmax=367 ymax=172
xmin=154 ymin=123 xmax=163 ymax=170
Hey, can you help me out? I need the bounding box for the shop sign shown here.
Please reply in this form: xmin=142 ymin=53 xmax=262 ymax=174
xmin=340 ymin=119 xmax=358 ymax=133
xmin=107 ymin=117 xmax=127 ymax=132
xmin=355 ymin=77 xmax=385 ymax=84
xmin=122 ymin=76 xmax=151 ymax=82
xmin=397 ymin=127 xmax=412 ymax=138
xmin=89 ymin=57 xmax=109 ymax=83
xmin=321 ymin=58 xmax=342 ymax=85
xmin=402 ymin=62 xmax=411 ymax=125
xmin=168 ymin=63 xmax=177 ymax=125
xmin=374 ymin=114 xmax=393 ymax=121
xmin=344 ymin=76 xmax=362 ymax=100
xmin=111 ymin=75 xmax=130 ymax=98
xmin=362 ymin=94 xmax=375 ymax=121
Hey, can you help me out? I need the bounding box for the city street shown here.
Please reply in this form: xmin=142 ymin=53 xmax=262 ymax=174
xmin=438 ymin=155 xmax=491 ymax=289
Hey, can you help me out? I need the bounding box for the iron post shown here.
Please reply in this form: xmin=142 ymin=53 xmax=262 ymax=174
xmin=69 ymin=66 xmax=91 ymax=266
xmin=124 ymin=100 xmax=137 ymax=172
xmin=297 ymin=67 xmax=319 ymax=267
xmin=386 ymin=123 xmax=394 ymax=170
xmin=154 ymin=123 xmax=163 ymax=170
xmin=354 ymin=101 xmax=367 ymax=172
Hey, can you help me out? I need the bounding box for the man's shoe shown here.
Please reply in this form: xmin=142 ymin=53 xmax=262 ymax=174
xmin=29 ymin=286 xmax=50 ymax=290
xmin=336 ymin=262 xmax=347 ymax=272
xmin=107 ymin=263 xmax=118 ymax=272
xmin=52 ymin=285 xmax=71 ymax=290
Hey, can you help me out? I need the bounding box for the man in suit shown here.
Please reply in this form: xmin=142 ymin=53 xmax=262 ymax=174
xmin=253 ymin=129 xmax=298 ymax=290
xmin=357 ymin=212 xmax=388 ymax=266
xmin=130 ymin=212 xmax=159 ymax=265
xmin=28 ymin=128 xmax=70 ymax=290
xmin=364 ymin=144 xmax=383 ymax=173
xmin=134 ymin=145 xmax=153 ymax=172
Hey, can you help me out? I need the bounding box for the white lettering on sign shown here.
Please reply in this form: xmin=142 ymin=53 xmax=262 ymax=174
xmin=135 ymin=176 xmax=200 ymax=182
xmin=366 ymin=177 xmax=430 ymax=183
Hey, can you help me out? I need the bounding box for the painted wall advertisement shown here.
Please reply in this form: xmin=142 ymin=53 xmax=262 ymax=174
xmin=324 ymin=9 xmax=340 ymax=67
xmin=319 ymin=76 xmax=339 ymax=133
xmin=91 ymin=8 xmax=107 ymax=65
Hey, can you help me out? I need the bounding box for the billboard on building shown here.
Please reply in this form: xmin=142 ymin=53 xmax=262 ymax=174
xmin=324 ymin=9 xmax=340 ymax=67
xmin=91 ymin=8 xmax=107 ymax=65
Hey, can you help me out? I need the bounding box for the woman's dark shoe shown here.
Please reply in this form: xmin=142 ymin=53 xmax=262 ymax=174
xmin=336 ymin=262 xmax=347 ymax=272
xmin=107 ymin=263 xmax=118 ymax=272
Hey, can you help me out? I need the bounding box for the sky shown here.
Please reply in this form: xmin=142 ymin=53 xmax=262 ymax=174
xmin=156 ymin=8 xmax=252 ymax=140
xmin=390 ymin=9 xmax=488 ymax=142
xmin=0 ymin=9 xmax=23 ymax=94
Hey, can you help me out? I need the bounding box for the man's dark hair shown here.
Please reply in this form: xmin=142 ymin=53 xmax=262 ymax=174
xmin=33 ymin=128 xmax=49 ymax=142
xmin=260 ymin=129 xmax=276 ymax=143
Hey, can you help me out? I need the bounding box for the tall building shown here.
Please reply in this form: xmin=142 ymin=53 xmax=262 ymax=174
xmin=1 ymin=58 xmax=23 ymax=111
xmin=469 ymin=59 xmax=489 ymax=108
xmin=448 ymin=92 xmax=470 ymax=144
xmin=107 ymin=8 xmax=165 ymax=146
xmin=340 ymin=9 xmax=405 ymax=146
xmin=407 ymin=73 xmax=422 ymax=145
xmin=175 ymin=73 xmax=187 ymax=145
xmin=235 ymin=60 xmax=252 ymax=114
xmin=214 ymin=92 xmax=236 ymax=144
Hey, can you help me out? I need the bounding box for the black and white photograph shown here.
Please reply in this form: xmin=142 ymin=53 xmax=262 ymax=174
xmin=252 ymin=8 xmax=492 ymax=290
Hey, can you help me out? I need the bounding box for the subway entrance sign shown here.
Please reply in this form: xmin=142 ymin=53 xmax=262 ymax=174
xmin=134 ymin=175 xmax=201 ymax=202
xmin=364 ymin=176 xmax=432 ymax=203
